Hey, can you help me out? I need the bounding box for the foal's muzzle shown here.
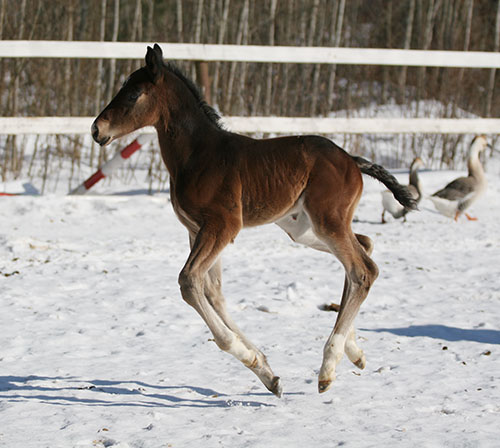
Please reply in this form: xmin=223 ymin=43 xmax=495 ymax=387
xmin=91 ymin=120 xmax=111 ymax=146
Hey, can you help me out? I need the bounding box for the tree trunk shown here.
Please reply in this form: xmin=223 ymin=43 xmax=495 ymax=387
xmin=192 ymin=0 xmax=204 ymax=81
xmin=0 ymin=0 xmax=5 ymax=38
xmin=126 ymin=0 xmax=142 ymax=74
xmin=237 ymin=0 xmax=250 ymax=113
xmin=145 ymin=0 xmax=154 ymax=42
xmin=0 ymin=0 xmax=5 ymax=121
xmin=64 ymin=0 xmax=75 ymax=116
xmin=264 ymin=0 xmax=278 ymax=115
xmin=416 ymin=0 xmax=440 ymax=114
xmin=93 ymin=0 xmax=107 ymax=170
xmin=196 ymin=62 xmax=211 ymax=104
xmin=382 ymin=0 xmax=393 ymax=104
xmin=304 ymin=0 xmax=320 ymax=114
xmin=212 ymin=0 xmax=230 ymax=108
xmin=326 ymin=0 xmax=345 ymax=113
xmin=11 ymin=0 xmax=27 ymax=117
xmin=310 ymin=0 xmax=327 ymax=116
xmin=280 ymin=0 xmax=295 ymax=115
xmin=176 ymin=0 xmax=183 ymax=42
xmin=398 ymin=0 xmax=415 ymax=103
xmin=485 ymin=0 xmax=500 ymax=117
xmin=224 ymin=0 xmax=249 ymax=113
xmin=194 ymin=0 xmax=204 ymax=43
xmin=107 ymin=0 xmax=120 ymax=103
xmin=453 ymin=0 xmax=474 ymax=113
xmin=5 ymin=0 xmax=27 ymax=179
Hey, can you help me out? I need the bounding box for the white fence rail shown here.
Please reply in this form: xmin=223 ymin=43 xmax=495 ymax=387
xmin=1 ymin=117 xmax=500 ymax=135
xmin=1 ymin=41 xmax=499 ymax=136
xmin=2 ymin=40 xmax=500 ymax=68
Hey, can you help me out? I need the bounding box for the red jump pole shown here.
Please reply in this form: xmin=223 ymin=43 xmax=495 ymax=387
xmin=70 ymin=134 xmax=154 ymax=195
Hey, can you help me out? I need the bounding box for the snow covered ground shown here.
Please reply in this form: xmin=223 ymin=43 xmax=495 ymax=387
xmin=0 ymin=153 xmax=499 ymax=447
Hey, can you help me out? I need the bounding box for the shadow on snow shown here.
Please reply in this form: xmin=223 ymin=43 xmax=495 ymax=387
xmin=0 ymin=375 xmax=276 ymax=409
xmin=363 ymin=324 xmax=500 ymax=345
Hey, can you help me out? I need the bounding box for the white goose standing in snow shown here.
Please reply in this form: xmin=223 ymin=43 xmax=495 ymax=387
xmin=381 ymin=157 xmax=424 ymax=223
xmin=430 ymin=135 xmax=488 ymax=221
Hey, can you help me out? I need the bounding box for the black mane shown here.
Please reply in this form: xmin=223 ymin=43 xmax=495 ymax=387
xmin=164 ymin=62 xmax=223 ymax=130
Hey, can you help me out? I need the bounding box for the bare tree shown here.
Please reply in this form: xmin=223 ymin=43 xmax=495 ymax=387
xmin=64 ymin=0 xmax=75 ymax=115
xmin=485 ymin=0 xmax=500 ymax=117
xmin=453 ymin=0 xmax=474 ymax=113
xmin=310 ymin=0 xmax=327 ymax=115
xmin=212 ymin=0 xmax=230 ymax=108
xmin=224 ymin=0 xmax=249 ymax=113
xmin=93 ymin=0 xmax=107 ymax=170
xmin=107 ymin=0 xmax=120 ymax=103
xmin=398 ymin=0 xmax=415 ymax=103
xmin=145 ymin=0 xmax=154 ymax=42
xmin=0 ymin=0 xmax=5 ymax=117
xmin=194 ymin=0 xmax=204 ymax=43
xmin=176 ymin=0 xmax=183 ymax=42
xmin=264 ymin=0 xmax=278 ymax=115
xmin=125 ymin=0 xmax=143 ymax=75
xmin=0 ymin=0 xmax=5 ymax=38
xmin=416 ymin=0 xmax=441 ymax=114
xmin=326 ymin=0 xmax=345 ymax=113
xmin=279 ymin=0 xmax=295 ymax=115
xmin=382 ymin=0 xmax=394 ymax=103
xmin=236 ymin=0 xmax=250 ymax=113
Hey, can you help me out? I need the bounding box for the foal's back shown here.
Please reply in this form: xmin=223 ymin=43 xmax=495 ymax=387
xmin=212 ymin=133 xmax=361 ymax=227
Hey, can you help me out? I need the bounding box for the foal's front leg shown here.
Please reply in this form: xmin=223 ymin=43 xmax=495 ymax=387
xmin=181 ymin=226 xmax=282 ymax=397
xmin=203 ymin=260 xmax=281 ymax=395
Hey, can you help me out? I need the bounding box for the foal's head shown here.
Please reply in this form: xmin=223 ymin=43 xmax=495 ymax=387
xmin=92 ymin=44 xmax=166 ymax=146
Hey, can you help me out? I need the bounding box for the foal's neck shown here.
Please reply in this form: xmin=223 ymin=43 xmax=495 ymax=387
xmin=155 ymin=103 xmax=222 ymax=180
xmin=154 ymin=69 xmax=226 ymax=180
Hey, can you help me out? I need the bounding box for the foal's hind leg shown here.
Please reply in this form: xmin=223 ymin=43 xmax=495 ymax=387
xmin=336 ymin=273 xmax=366 ymax=370
xmin=343 ymin=234 xmax=373 ymax=369
xmin=181 ymin=225 xmax=282 ymax=397
xmin=315 ymin=231 xmax=378 ymax=393
xmin=356 ymin=234 xmax=374 ymax=256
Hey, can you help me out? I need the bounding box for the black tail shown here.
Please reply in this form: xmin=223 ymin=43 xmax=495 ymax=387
xmin=352 ymin=156 xmax=418 ymax=211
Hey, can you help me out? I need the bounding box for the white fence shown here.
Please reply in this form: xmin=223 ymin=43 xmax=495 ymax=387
xmin=3 ymin=40 xmax=500 ymax=67
xmin=1 ymin=117 xmax=500 ymax=135
xmin=1 ymin=40 xmax=499 ymax=136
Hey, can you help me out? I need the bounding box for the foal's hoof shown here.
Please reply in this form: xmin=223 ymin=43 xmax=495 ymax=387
xmin=268 ymin=376 xmax=283 ymax=398
xmin=318 ymin=379 xmax=333 ymax=394
xmin=354 ymin=354 xmax=366 ymax=370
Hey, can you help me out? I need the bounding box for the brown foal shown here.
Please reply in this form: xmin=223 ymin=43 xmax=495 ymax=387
xmin=92 ymin=44 xmax=416 ymax=397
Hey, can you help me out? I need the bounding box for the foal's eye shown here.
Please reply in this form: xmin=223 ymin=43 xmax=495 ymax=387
xmin=127 ymin=90 xmax=141 ymax=102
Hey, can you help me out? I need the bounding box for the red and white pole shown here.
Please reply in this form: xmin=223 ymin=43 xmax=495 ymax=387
xmin=70 ymin=134 xmax=154 ymax=195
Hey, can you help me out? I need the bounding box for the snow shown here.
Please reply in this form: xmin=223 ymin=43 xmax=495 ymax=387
xmin=1 ymin=153 xmax=499 ymax=448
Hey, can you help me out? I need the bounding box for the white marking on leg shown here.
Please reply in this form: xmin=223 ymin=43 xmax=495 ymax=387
xmin=320 ymin=333 xmax=346 ymax=384
xmin=226 ymin=335 xmax=257 ymax=367
xmin=345 ymin=326 xmax=366 ymax=369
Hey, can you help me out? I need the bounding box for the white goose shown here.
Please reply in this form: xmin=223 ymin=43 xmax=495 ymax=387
xmin=430 ymin=135 xmax=488 ymax=221
xmin=381 ymin=157 xmax=424 ymax=223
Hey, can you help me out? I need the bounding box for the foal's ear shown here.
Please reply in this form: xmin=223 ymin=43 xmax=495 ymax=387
xmin=145 ymin=44 xmax=164 ymax=83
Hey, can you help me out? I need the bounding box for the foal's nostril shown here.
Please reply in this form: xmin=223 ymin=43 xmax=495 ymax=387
xmin=91 ymin=121 xmax=99 ymax=141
